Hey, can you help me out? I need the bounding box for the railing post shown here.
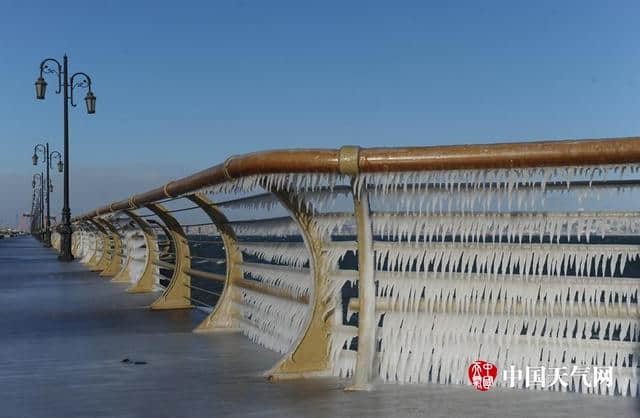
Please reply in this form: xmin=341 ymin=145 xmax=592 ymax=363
xmin=188 ymin=193 xmax=242 ymax=332
xmin=346 ymin=185 xmax=376 ymax=390
xmin=334 ymin=145 xmax=377 ymax=391
xmin=147 ymin=203 xmax=192 ymax=310
xmin=265 ymin=189 xmax=333 ymax=379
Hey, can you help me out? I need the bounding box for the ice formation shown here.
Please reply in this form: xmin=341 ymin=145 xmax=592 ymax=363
xmin=238 ymin=242 xmax=310 ymax=269
xmin=352 ymin=165 xmax=638 ymax=396
xmin=201 ymin=172 xmax=348 ymax=196
xmin=230 ymin=217 xmax=300 ymax=237
xmin=233 ymin=288 xmax=308 ymax=354
xmin=378 ymin=312 xmax=638 ymax=395
xmin=372 ymin=212 xmax=640 ymax=243
xmin=312 ymin=213 xmax=356 ymax=238
xmin=373 ymin=241 xmax=640 ymax=277
xmin=154 ymin=163 xmax=640 ymax=396
xmin=216 ymin=193 xmax=280 ymax=212
xmin=240 ymin=262 xmax=311 ymax=299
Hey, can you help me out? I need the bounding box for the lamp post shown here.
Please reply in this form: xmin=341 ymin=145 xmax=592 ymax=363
xmin=32 ymin=173 xmax=44 ymax=241
xmin=33 ymin=143 xmax=63 ymax=247
xmin=35 ymin=55 xmax=96 ymax=261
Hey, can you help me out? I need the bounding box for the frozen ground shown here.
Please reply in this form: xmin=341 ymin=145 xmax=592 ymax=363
xmin=0 ymin=236 xmax=637 ymax=418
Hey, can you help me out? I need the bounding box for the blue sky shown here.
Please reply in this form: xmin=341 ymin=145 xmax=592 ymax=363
xmin=1 ymin=0 xmax=639 ymax=225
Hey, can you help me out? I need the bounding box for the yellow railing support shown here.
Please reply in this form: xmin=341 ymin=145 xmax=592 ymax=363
xmin=147 ymin=203 xmax=192 ymax=310
xmin=86 ymin=219 xmax=110 ymax=272
xmin=265 ymin=190 xmax=333 ymax=380
xmin=93 ymin=218 xmax=116 ymax=274
xmin=188 ymin=193 xmax=242 ymax=332
xmin=97 ymin=218 xmax=124 ymax=277
xmin=110 ymin=215 xmax=135 ymax=283
xmin=82 ymin=224 xmax=100 ymax=267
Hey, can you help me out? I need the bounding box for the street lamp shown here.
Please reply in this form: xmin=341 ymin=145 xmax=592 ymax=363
xmin=35 ymin=77 xmax=47 ymax=100
xmin=32 ymin=142 xmax=62 ymax=247
xmin=85 ymin=91 xmax=96 ymax=114
xmin=35 ymin=55 xmax=96 ymax=261
xmin=32 ymin=173 xmax=44 ymax=241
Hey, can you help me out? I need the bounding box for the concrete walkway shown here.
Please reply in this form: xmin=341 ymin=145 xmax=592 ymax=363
xmin=0 ymin=236 xmax=637 ymax=417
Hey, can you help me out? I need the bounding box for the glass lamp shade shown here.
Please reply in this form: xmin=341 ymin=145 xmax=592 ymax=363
xmin=57 ymin=160 xmax=64 ymax=173
xmin=35 ymin=77 xmax=47 ymax=100
xmin=85 ymin=91 xmax=96 ymax=114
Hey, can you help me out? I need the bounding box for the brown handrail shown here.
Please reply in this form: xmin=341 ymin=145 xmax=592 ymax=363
xmin=74 ymin=136 xmax=640 ymax=221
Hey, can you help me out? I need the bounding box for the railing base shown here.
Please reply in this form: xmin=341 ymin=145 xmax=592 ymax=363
xmin=344 ymin=383 xmax=374 ymax=392
xmin=150 ymin=300 xmax=191 ymax=310
xmin=126 ymin=285 xmax=153 ymax=294
xmin=265 ymin=370 xmax=331 ymax=381
xmin=193 ymin=326 xmax=241 ymax=334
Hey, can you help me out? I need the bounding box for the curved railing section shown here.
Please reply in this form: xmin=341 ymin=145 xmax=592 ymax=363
xmin=54 ymin=136 xmax=640 ymax=396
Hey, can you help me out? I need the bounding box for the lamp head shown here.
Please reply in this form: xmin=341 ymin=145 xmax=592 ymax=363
xmin=85 ymin=91 xmax=96 ymax=114
xmin=35 ymin=77 xmax=47 ymax=100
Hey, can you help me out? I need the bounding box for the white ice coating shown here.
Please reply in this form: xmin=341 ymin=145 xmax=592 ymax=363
xmin=297 ymin=186 xmax=353 ymax=213
xmin=240 ymin=262 xmax=312 ymax=299
xmin=230 ymin=217 xmax=300 ymax=237
xmin=331 ymin=164 xmax=640 ymax=396
xmin=79 ymin=227 xmax=104 ymax=263
xmin=378 ymin=312 xmax=639 ymax=396
xmin=374 ymin=272 xmax=639 ymax=317
xmin=356 ymin=164 xmax=640 ymax=196
xmin=94 ymin=231 xmax=105 ymax=260
xmin=102 ymin=214 xmax=163 ymax=289
xmin=312 ymin=213 xmax=356 ymax=238
xmin=325 ymin=242 xmax=357 ymax=269
xmin=233 ymin=288 xmax=308 ymax=354
xmin=359 ymin=165 xmax=640 ymax=215
xmin=373 ymin=241 xmax=640 ymax=278
xmin=136 ymin=163 xmax=640 ymax=396
xmin=216 ymin=193 xmax=281 ymax=211
xmin=201 ymin=173 xmax=348 ymax=196
xmin=122 ymin=228 xmax=148 ymax=284
xmin=78 ymin=231 xmax=96 ymax=263
xmin=238 ymin=242 xmax=310 ymax=269
xmin=371 ymin=183 xmax=640 ymax=215
xmin=372 ymin=212 xmax=640 ymax=243
xmin=329 ymin=333 xmax=357 ymax=378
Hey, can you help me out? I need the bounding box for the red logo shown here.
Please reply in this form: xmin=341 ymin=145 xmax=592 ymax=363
xmin=468 ymin=361 xmax=498 ymax=391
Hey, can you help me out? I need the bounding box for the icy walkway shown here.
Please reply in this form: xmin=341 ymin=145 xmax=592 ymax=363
xmin=0 ymin=236 xmax=637 ymax=417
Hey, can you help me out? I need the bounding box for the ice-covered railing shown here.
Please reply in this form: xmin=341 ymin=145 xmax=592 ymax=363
xmin=60 ymin=137 xmax=640 ymax=396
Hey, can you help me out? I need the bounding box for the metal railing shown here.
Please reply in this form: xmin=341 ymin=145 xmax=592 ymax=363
xmin=50 ymin=136 xmax=640 ymax=396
